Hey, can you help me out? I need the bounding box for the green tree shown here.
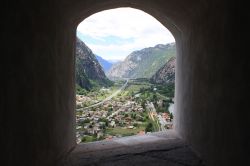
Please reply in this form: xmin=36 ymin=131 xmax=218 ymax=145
xmin=170 ymin=112 xmax=174 ymax=121
xmin=131 ymin=113 xmax=136 ymax=119
xmin=145 ymin=123 xmax=153 ymax=132
xmin=81 ymin=137 xmax=86 ymax=142
xmin=83 ymin=119 xmax=90 ymax=123
xmin=153 ymin=94 xmax=157 ymax=102
xmin=131 ymin=91 xmax=135 ymax=97
xmin=141 ymin=100 xmax=146 ymax=109
xmin=139 ymin=87 xmax=145 ymax=93
xmin=108 ymin=107 xmax=113 ymax=112
xmin=133 ymin=123 xmax=139 ymax=127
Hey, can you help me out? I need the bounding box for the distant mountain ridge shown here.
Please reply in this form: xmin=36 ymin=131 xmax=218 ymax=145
xmin=95 ymin=55 xmax=113 ymax=73
xmin=150 ymin=57 xmax=176 ymax=84
xmin=77 ymin=31 xmax=114 ymax=73
xmin=107 ymin=59 xmax=122 ymax=64
xmin=107 ymin=43 xmax=176 ymax=79
xmin=75 ymin=37 xmax=112 ymax=90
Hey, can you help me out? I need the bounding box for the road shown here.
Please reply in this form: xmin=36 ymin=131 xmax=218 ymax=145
xmin=156 ymin=92 xmax=170 ymax=100
xmin=147 ymin=102 xmax=167 ymax=132
xmin=146 ymin=102 xmax=161 ymax=131
xmin=158 ymin=115 xmax=167 ymax=132
xmin=82 ymin=79 xmax=129 ymax=110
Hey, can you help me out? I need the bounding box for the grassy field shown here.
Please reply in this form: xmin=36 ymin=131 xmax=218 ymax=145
xmin=125 ymin=79 xmax=152 ymax=93
xmin=155 ymin=84 xmax=175 ymax=98
xmin=106 ymin=126 xmax=146 ymax=137
xmin=81 ymin=135 xmax=97 ymax=143
xmin=95 ymin=87 xmax=120 ymax=100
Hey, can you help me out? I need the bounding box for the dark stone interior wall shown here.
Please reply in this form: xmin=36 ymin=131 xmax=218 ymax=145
xmin=1 ymin=1 xmax=76 ymax=165
xmin=1 ymin=0 xmax=249 ymax=165
xmin=175 ymin=1 xmax=249 ymax=165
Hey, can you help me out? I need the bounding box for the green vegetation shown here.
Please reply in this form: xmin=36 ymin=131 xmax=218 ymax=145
xmin=132 ymin=45 xmax=176 ymax=78
xmin=81 ymin=135 xmax=104 ymax=143
xmin=155 ymin=83 xmax=175 ymax=98
xmin=108 ymin=43 xmax=176 ymax=79
xmin=145 ymin=123 xmax=153 ymax=132
xmin=147 ymin=114 xmax=160 ymax=132
xmin=89 ymin=79 xmax=113 ymax=90
xmin=75 ymin=37 xmax=114 ymax=91
xmin=77 ymin=78 xmax=174 ymax=143
xmin=76 ymin=84 xmax=88 ymax=95
xmin=106 ymin=126 xmax=145 ymax=137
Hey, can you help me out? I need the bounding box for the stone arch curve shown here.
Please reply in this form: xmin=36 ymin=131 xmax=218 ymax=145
xmin=2 ymin=0 xmax=245 ymax=166
xmin=65 ymin=0 xmax=194 ymax=147
xmin=65 ymin=0 xmax=196 ymax=42
xmin=70 ymin=1 xmax=183 ymax=138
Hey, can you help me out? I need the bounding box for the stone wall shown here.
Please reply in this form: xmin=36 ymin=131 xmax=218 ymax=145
xmin=1 ymin=0 xmax=248 ymax=165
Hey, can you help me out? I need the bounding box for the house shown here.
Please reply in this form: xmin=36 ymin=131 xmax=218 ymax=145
xmin=134 ymin=93 xmax=140 ymax=98
xmin=162 ymin=113 xmax=170 ymax=121
xmin=125 ymin=117 xmax=132 ymax=122
xmin=97 ymin=131 xmax=104 ymax=138
xmin=137 ymin=130 xmax=145 ymax=135
xmin=100 ymin=87 xmax=110 ymax=92
xmin=105 ymin=136 xmax=113 ymax=140
xmin=76 ymin=126 xmax=82 ymax=130
xmin=110 ymin=121 xmax=116 ymax=127
xmin=137 ymin=107 xmax=144 ymax=112
xmin=127 ymin=126 xmax=134 ymax=129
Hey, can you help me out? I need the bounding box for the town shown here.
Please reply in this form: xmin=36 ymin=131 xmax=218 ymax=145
xmin=75 ymin=79 xmax=174 ymax=143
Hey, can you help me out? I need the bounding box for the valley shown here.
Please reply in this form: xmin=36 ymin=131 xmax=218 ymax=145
xmin=76 ymin=79 xmax=174 ymax=143
xmin=75 ymin=37 xmax=176 ymax=144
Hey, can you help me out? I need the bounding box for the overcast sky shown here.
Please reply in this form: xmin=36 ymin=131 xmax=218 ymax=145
xmin=77 ymin=8 xmax=175 ymax=61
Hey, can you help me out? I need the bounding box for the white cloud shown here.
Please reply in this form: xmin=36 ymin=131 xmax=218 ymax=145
xmin=77 ymin=7 xmax=175 ymax=60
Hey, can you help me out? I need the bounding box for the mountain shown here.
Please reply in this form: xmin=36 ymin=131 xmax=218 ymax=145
xmin=75 ymin=37 xmax=112 ymax=90
xmin=150 ymin=57 xmax=176 ymax=84
xmin=107 ymin=43 xmax=176 ymax=79
xmin=107 ymin=59 xmax=122 ymax=64
xmin=95 ymin=55 xmax=113 ymax=73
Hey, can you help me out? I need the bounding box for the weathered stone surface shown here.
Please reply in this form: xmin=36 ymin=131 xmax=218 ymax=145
xmin=70 ymin=131 xmax=205 ymax=166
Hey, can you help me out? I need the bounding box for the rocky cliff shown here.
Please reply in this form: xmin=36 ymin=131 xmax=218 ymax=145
xmin=150 ymin=57 xmax=176 ymax=84
xmin=75 ymin=37 xmax=112 ymax=90
xmin=107 ymin=43 xmax=175 ymax=79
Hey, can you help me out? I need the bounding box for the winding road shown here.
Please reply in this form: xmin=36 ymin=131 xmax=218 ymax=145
xmin=147 ymin=102 xmax=167 ymax=132
xmin=82 ymin=79 xmax=129 ymax=110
